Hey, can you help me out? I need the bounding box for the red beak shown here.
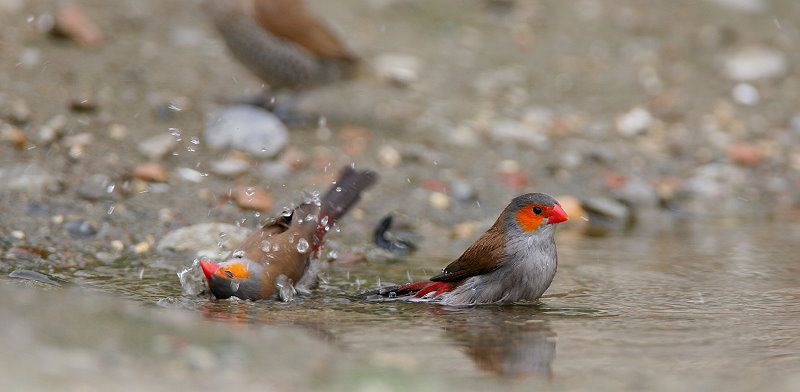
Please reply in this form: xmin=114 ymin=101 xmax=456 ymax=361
xmin=548 ymin=204 xmax=569 ymax=224
xmin=199 ymin=260 xmax=220 ymax=280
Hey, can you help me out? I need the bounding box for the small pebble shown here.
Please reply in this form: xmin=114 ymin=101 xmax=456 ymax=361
xmin=51 ymin=2 xmax=103 ymax=48
xmin=209 ymin=156 xmax=250 ymax=177
xmin=1 ymin=125 xmax=27 ymax=148
xmin=63 ymin=221 xmax=97 ymax=238
xmin=108 ymin=124 xmax=128 ymax=141
xmin=110 ymin=240 xmax=125 ymax=251
xmin=78 ymin=174 xmax=115 ymax=201
xmin=205 ymin=105 xmax=288 ymax=159
xmin=278 ymin=147 xmax=307 ymax=170
xmin=11 ymin=230 xmax=25 ymax=240
xmin=138 ymin=133 xmax=179 ymax=161
xmin=723 ymin=47 xmax=787 ymax=81
xmin=555 ymin=195 xmax=586 ymax=222
xmin=69 ymin=95 xmax=97 ymax=112
xmin=133 ymin=162 xmax=168 ymax=183
xmin=377 ymin=144 xmax=401 ymax=168
xmin=8 ymin=98 xmax=32 ymax=124
xmin=452 ymin=221 xmax=477 ymax=240
xmin=616 ymin=107 xmax=653 ymax=136
xmin=732 ymin=83 xmax=759 ymax=105
xmin=428 ymin=191 xmax=451 ymax=210
xmin=233 ymin=186 xmax=273 ymax=212
xmin=176 ymin=168 xmax=204 ymax=183
xmin=133 ymin=242 xmax=151 ymax=254
xmin=38 ymin=114 xmax=67 ymax=143
xmin=374 ymin=53 xmax=422 ymax=86
xmin=727 ymin=143 xmax=761 ymax=166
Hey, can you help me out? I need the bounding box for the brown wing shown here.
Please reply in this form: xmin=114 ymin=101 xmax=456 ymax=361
xmin=253 ymin=0 xmax=359 ymax=63
xmin=430 ymin=222 xmax=506 ymax=282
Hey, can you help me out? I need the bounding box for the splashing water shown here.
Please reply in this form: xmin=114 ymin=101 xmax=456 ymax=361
xmin=261 ymin=240 xmax=271 ymax=253
xmin=232 ymin=250 xmax=245 ymax=258
xmin=177 ymin=259 xmax=206 ymax=296
xmin=245 ymin=187 xmax=256 ymax=197
xmin=296 ymin=238 xmax=310 ymax=253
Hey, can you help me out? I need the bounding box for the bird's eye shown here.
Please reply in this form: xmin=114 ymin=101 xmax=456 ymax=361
xmin=224 ymin=270 xmax=235 ymax=279
xmin=532 ymin=206 xmax=543 ymax=215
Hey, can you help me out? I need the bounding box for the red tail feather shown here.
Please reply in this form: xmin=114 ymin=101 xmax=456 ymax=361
xmin=401 ymin=281 xmax=455 ymax=298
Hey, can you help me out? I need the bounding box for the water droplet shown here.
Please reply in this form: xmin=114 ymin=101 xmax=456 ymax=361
xmin=190 ymin=137 xmax=200 ymax=145
xmin=107 ymin=205 xmax=115 ymax=215
xmin=245 ymin=187 xmax=255 ymax=196
xmin=304 ymin=214 xmax=315 ymax=222
xmin=272 ymin=244 xmax=280 ymax=252
xmin=261 ymin=240 xmax=271 ymax=252
xmin=296 ymin=238 xmax=309 ymax=253
xmin=232 ymin=250 xmax=245 ymax=258
xmin=335 ymin=187 xmax=342 ymax=193
xmin=281 ymin=209 xmax=292 ymax=217
xmin=327 ymin=250 xmax=338 ymax=259
xmin=320 ymin=216 xmax=329 ymax=227
xmin=169 ymin=127 xmax=182 ymax=141
xmin=106 ymin=184 xmax=116 ymax=193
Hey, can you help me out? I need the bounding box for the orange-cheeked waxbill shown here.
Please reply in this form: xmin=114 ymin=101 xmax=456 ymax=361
xmin=201 ymin=167 xmax=376 ymax=301
xmin=363 ymin=193 xmax=568 ymax=305
xmin=205 ymin=0 xmax=360 ymax=92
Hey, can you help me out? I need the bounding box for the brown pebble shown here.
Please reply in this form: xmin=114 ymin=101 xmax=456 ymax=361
xmin=421 ymin=178 xmax=448 ymax=193
xmin=2 ymin=125 xmax=27 ymax=148
xmin=233 ymin=186 xmax=273 ymax=212
xmin=727 ymin=143 xmax=761 ymax=166
xmin=555 ymin=195 xmax=585 ymax=223
xmin=52 ymin=3 xmax=103 ymax=48
xmin=70 ymin=95 xmax=97 ymax=112
xmin=133 ymin=162 xmax=168 ymax=183
xmin=332 ymin=251 xmax=368 ymax=265
xmin=279 ymin=147 xmax=308 ymax=170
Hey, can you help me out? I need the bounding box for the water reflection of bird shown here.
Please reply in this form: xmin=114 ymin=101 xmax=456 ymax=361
xmin=362 ymin=193 xmax=568 ymax=305
xmin=200 ymin=166 xmax=376 ymax=301
xmin=205 ymin=0 xmax=360 ymax=114
xmin=444 ymin=307 xmax=556 ymax=379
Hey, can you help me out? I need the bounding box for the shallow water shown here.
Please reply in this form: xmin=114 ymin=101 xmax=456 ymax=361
xmin=47 ymin=221 xmax=800 ymax=389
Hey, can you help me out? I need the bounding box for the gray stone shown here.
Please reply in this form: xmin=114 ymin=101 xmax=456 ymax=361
xmin=78 ymin=174 xmax=116 ymax=201
xmin=209 ymin=157 xmax=250 ymax=177
xmin=137 ymin=133 xmax=178 ymax=160
xmin=0 ymin=165 xmax=60 ymax=194
xmin=489 ymin=118 xmax=550 ymax=149
xmin=204 ymin=105 xmax=288 ymax=159
xmin=156 ymin=222 xmax=252 ymax=259
xmin=723 ymin=47 xmax=787 ymax=81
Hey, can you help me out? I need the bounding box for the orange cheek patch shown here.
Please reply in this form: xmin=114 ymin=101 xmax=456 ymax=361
xmin=216 ymin=262 xmax=251 ymax=279
xmin=515 ymin=204 xmax=545 ymax=232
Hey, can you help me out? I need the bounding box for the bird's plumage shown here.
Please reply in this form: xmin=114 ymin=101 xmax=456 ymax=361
xmin=202 ymin=167 xmax=376 ymax=301
xmin=362 ymin=193 xmax=568 ymax=306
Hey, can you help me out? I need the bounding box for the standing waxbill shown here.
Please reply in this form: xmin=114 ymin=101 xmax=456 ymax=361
xmin=205 ymin=0 xmax=360 ymax=94
xmin=201 ymin=167 xmax=376 ymax=301
xmin=362 ymin=193 xmax=568 ymax=305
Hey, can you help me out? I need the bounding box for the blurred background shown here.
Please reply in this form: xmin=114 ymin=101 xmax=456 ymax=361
xmin=0 ymin=0 xmax=798 ymax=391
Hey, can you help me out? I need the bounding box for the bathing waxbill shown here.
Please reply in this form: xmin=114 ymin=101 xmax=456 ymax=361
xmin=362 ymin=193 xmax=568 ymax=305
xmin=201 ymin=166 xmax=376 ymax=301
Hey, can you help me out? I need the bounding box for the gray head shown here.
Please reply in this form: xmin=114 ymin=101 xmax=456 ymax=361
xmin=200 ymin=258 xmax=265 ymax=300
xmin=502 ymin=193 xmax=569 ymax=235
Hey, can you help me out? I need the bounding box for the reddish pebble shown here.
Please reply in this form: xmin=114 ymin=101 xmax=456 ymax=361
xmin=499 ymin=171 xmax=528 ymax=190
xmin=339 ymin=126 xmax=372 ymax=156
xmin=52 ymin=3 xmax=104 ymax=48
xmin=133 ymin=162 xmax=168 ymax=183
xmin=233 ymin=186 xmax=273 ymax=212
xmin=728 ymin=143 xmax=761 ymax=166
xmin=421 ymin=178 xmax=448 ymax=193
xmin=2 ymin=126 xmax=27 ymax=149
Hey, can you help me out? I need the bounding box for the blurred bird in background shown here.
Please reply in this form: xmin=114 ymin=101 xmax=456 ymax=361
xmin=205 ymin=0 xmax=361 ymax=119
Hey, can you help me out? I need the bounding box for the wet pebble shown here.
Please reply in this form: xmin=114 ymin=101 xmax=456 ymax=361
xmin=176 ymin=168 xmax=204 ymax=183
xmin=428 ymin=191 xmax=450 ymax=210
xmin=554 ymin=195 xmax=586 ymax=222
xmin=38 ymin=115 xmax=68 ymax=144
xmin=63 ymin=221 xmax=97 ymax=238
xmin=69 ymin=94 xmax=97 ymax=112
xmin=723 ymin=47 xmax=787 ymax=81
xmin=232 ymin=186 xmax=273 ymax=212
xmin=78 ymin=174 xmax=116 ymax=201
xmin=581 ymin=197 xmax=633 ymax=235
xmin=133 ymin=162 xmax=168 ymax=183
xmin=6 ymin=98 xmax=32 ymax=124
xmin=51 ymin=2 xmax=103 ymax=48
xmin=1 ymin=124 xmax=27 ymax=148
xmin=0 ymin=164 xmax=60 ymax=194
xmin=138 ymin=133 xmax=178 ymax=160
xmin=157 ymin=222 xmax=252 ymax=258
xmin=616 ymin=107 xmax=653 ymax=136
xmin=732 ymin=83 xmax=759 ymax=105
xmin=727 ymin=143 xmax=761 ymax=166
xmin=209 ymin=157 xmax=250 ymax=177
xmin=377 ymin=144 xmax=401 ymax=168
xmin=204 ymin=105 xmax=288 ymax=159
xmin=373 ymin=53 xmax=422 ymax=86
xmin=449 ymin=180 xmax=477 ymax=202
